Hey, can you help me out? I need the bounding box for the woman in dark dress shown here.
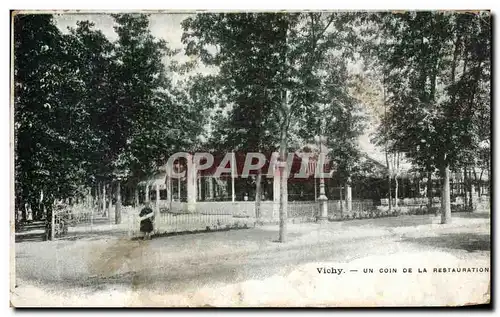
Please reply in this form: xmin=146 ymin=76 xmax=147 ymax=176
xmin=139 ymin=204 xmax=154 ymax=240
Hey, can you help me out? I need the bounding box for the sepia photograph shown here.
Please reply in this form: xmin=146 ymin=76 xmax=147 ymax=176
xmin=10 ymin=9 xmax=491 ymax=307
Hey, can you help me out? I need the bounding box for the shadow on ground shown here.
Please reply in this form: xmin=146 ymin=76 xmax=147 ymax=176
xmin=342 ymin=215 xmax=434 ymax=229
xmin=455 ymin=212 xmax=490 ymax=219
xmin=15 ymin=221 xmax=46 ymax=242
xmin=15 ymin=233 xmax=46 ymax=243
xmin=342 ymin=212 xmax=490 ymax=229
xmin=403 ymin=232 xmax=490 ymax=252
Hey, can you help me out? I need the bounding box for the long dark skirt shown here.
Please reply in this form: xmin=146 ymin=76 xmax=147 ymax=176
xmin=140 ymin=219 xmax=153 ymax=233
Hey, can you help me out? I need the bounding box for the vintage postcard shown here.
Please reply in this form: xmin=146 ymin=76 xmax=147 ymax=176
xmin=10 ymin=10 xmax=491 ymax=307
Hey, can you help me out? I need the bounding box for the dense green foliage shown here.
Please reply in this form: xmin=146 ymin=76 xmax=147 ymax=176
xmin=14 ymin=12 xmax=490 ymax=229
xmin=14 ymin=14 xmax=204 ymax=220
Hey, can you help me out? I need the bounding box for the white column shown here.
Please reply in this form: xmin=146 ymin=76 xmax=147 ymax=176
xmin=232 ymin=152 xmax=236 ymax=202
xmin=145 ymin=183 xmax=150 ymax=203
xmin=207 ymin=177 xmax=214 ymax=200
xmin=346 ymin=183 xmax=352 ymax=212
xmin=198 ymin=173 xmax=202 ymax=201
xmin=155 ymin=182 xmax=160 ymax=218
xmin=166 ymin=173 xmax=172 ymax=210
xmin=317 ymin=138 xmax=328 ymax=223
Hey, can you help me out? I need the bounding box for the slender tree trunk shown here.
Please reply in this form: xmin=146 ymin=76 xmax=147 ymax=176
xmin=21 ymin=199 xmax=27 ymax=222
xmin=278 ymin=106 xmax=289 ymax=243
xmin=463 ymin=167 xmax=469 ymax=208
xmin=97 ymin=182 xmax=102 ymax=213
xmin=115 ymin=181 xmax=121 ymax=224
xmin=255 ymin=169 xmax=262 ymax=219
xmin=339 ymin=185 xmax=343 ymax=217
xmin=382 ymin=82 xmax=392 ymax=212
xmin=441 ymin=165 xmax=452 ymax=224
xmin=50 ymin=200 xmax=55 ymax=241
xmin=107 ymin=184 xmax=112 ymax=221
xmin=394 ymin=176 xmax=399 ymax=208
xmin=102 ymin=182 xmax=107 ymax=217
xmin=478 ymin=169 xmax=484 ymax=197
xmin=473 ymin=168 xmax=482 ymax=198
xmin=135 ymin=186 xmax=139 ymax=208
xmin=468 ymin=169 xmax=473 ymax=211
xmin=450 ymin=173 xmax=454 ymax=199
xmin=386 ymin=152 xmax=392 ymax=212
xmin=394 ymin=152 xmax=400 ymax=208
xmin=416 ymin=178 xmax=420 ymax=200
xmin=427 ymin=171 xmax=432 ymax=211
xmin=487 ymin=155 xmax=491 ymax=195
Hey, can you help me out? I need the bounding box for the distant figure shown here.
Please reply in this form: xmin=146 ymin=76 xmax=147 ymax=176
xmin=139 ymin=204 xmax=155 ymax=240
xmin=26 ymin=203 xmax=33 ymax=223
xmin=244 ymin=193 xmax=249 ymax=201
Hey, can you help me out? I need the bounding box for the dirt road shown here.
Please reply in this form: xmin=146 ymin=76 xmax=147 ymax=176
xmin=12 ymin=214 xmax=491 ymax=307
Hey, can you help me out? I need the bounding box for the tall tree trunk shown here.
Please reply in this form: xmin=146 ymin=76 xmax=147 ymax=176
xmin=394 ymin=176 xmax=399 ymax=208
xmin=416 ymin=177 xmax=420 ymax=200
xmin=115 ymin=181 xmax=121 ymax=224
xmin=107 ymin=184 xmax=112 ymax=221
xmin=478 ymin=169 xmax=484 ymax=197
xmin=468 ymin=169 xmax=473 ymax=211
xmin=386 ymin=152 xmax=392 ymax=212
xmin=49 ymin=200 xmax=55 ymax=241
xmin=21 ymin=199 xmax=27 ymax=222
xmin=427 ymin=171 xmax=432 ymax=211
xmin=450 ymin=173 xmax=454 ymax=199
xmin=255 ymin=169 xmax=262 ymax=219
xmin=393 ymin=152 xmax=400 ymax=208
xmin=473 ymin=168 xmax=482 ymax=198
xmin=97 ymin=182 xmax=102 ymax=213
xmin=278 ymin=103 xmax=289 ymax=243
xmin=441 ymin=165 xmax=452 ymax=224
xmin=487 ymin=155 xmax=491 ymax=196
xmin=40 ymin=190 xmax=46 ymax=220
xmin=463 ymin=167 xmax=469 ymax=208
xmin=339 ymin=185 xmax=343 ymax=217
xmin=102 ymin=182 xmax=107 ymax=217
xmin=135 ymin=185 xmax=139 ymax=207
xmin=382 ymin=81 xmax=392 ymax=212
